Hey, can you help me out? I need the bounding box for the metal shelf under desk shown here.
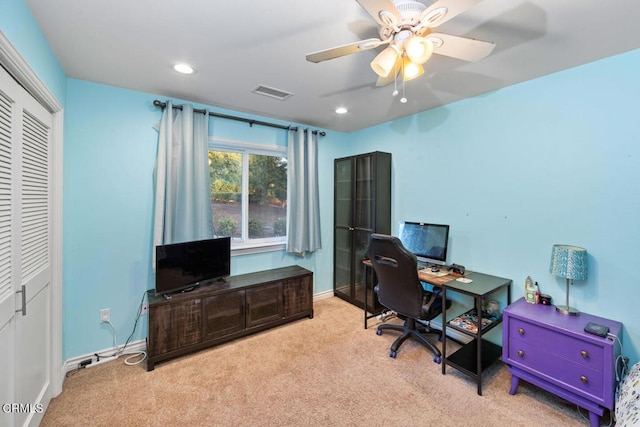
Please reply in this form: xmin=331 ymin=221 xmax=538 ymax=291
xmin=441 ymin=272 xmax=512 ymax=396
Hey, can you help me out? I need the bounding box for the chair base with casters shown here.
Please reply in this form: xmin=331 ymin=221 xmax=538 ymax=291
xmin=377 ymin=316 xmax=444 ymax=363
xmin=366 ymin=233 xmax=451 ymax=364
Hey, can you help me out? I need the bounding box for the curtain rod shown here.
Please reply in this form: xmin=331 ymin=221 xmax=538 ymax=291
xmin=153 ymin=100 xmax=326 ymax=136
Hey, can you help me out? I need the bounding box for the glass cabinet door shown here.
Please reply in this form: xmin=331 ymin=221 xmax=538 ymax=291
xmin=354 ymin=155 xmax=373 ymax=230
xmin=334 ymin=157 xmax=353 ymax=228
xmin=353 ymin=229 xmax=373 ymax=307
xmin=334 ymin=227 xmax=352 ymax=298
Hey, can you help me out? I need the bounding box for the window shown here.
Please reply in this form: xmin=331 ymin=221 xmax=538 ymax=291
xmin=209 ymin=140 xmax=287 ymax=250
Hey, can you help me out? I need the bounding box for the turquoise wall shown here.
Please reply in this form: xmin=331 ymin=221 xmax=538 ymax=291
xmin=62 ymin=79 xmax=344 ymax=359
xmin=0 ymin=0 xmax=66 ymax=105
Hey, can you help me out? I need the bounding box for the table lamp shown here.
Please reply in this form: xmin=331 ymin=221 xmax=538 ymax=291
xmin=549 ymin=244 xmax=588 ymax=316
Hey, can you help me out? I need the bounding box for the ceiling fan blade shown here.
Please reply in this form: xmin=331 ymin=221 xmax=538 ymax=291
xmin=306 ymin=38 xmax=387 ymax=63
xmin=420 ymin=0 xmax=484 ymax=28
xmin=427 ymin=33 xmax=495 ymax=62
xmin=356 ymin=0 xmax=401 ymax=26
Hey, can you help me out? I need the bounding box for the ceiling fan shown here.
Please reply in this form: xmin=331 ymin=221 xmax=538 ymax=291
xmin=306 ymin=0 xmax=495 ymax=95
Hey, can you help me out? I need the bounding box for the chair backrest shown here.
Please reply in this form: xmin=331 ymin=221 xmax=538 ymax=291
xmin=366 ymin=233 xmax=424 ymax=319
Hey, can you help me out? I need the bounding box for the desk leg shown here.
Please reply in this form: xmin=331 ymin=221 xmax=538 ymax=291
xmin=363 ymin=263 xmax=368 ymax=329
xmin=475 ymin=296 xmax=483 ymax=396
xmin=441 ymin=287 xmax=447 ymax=375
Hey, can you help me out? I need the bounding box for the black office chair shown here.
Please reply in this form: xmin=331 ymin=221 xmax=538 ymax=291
xmin=366 ymin=233 xmax=451 ymax=363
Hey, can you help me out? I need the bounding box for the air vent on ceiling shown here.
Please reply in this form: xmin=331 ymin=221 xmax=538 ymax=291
xmin=252 ymin=85 xmax=293 ymax=101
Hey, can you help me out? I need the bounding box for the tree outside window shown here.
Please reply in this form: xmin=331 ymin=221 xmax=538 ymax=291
xmin=209 ymin=148 xmax=287 ymax=246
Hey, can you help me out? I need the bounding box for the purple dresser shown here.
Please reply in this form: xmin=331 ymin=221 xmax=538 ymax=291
xmin=503 ymin=298 xmax=622 ymax=427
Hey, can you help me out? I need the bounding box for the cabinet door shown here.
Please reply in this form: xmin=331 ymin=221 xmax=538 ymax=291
xmin=334 ymin=227 xmax=353 ymax=298
xmin=354 ymin=229 xmax=374 ymax=308
xmin=283 ymin=275 xmax=312 ymax=317
xmin=148 ymin=299 xmax=203 ymax=356
xmin=203 ymin=291 xmax=245 ymax=340
xmin=354 ymin=154 xmax=374 ymax=230
xmin=334 ymin=157 xmax=353 ymax=228
xmin=246 ymin=283 xmax=283 ymax=328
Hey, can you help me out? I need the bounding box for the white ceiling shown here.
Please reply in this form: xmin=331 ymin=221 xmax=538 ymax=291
xmin=26 ymin=0 xmax=640 ymax=133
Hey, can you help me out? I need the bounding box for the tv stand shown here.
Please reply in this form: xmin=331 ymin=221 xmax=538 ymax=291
xmin=146 ymin=265 xmax=313 ymax=370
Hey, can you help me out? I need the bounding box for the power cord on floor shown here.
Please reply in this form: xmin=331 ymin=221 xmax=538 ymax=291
xmin=92 ymin=289 xmax=150 ymax=366
xmin=117 ymin=289 xmax=150 ymax=366
xmin=576 ymin=406 xmax=613 ymax=427
xmin=376 ymin=309 xmax=396 ymax=323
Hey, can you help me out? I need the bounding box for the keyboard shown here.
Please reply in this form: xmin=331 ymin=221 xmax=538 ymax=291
xmin=419 ymin=268 xmax=448 ymax=278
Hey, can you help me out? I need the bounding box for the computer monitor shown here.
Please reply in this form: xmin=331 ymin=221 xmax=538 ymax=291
xmin=398 ymin=221 xmax=450 ymax=266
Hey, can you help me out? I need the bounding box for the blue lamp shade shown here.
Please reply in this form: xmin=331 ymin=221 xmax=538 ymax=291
xmin=549 ymin=245 xmax=588 ymax=280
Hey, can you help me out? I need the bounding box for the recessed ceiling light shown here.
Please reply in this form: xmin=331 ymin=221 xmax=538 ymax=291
xmin=173 ymin=63 xmax=196 ymax=74
xmin=335 ymin=107 xmax=348 ymax=114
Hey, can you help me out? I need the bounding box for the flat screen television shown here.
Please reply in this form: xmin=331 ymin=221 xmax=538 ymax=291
xmin=155 ymin=237 xmax=231 ymax=296
xmin=398 ymin=221 xmax=450 ymax=266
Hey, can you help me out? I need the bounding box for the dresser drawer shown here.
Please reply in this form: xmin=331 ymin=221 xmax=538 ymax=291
xmin=506 ymin=338 xmax=605 ymax=402
xmin=508 ymin=317 xmax=605 ymax=371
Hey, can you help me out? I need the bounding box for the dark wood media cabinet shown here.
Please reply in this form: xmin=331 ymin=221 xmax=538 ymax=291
xmin=146 ymin=265 xmax=313 ymax=370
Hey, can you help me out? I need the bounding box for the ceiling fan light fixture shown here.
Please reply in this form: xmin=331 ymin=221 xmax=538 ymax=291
xmin=402 ymin=57 xmax=424 ymax=81
xmin=370 ymin=46 xmax=399 ymax=78
xmin=405 ymin=36 xmax=433 ymax=64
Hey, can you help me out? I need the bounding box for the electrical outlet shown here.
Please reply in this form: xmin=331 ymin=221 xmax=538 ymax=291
xmin=100 ymin=308 xmax=110 ymax=323
xmin=140 ymin=302 xmax=148 ymax=316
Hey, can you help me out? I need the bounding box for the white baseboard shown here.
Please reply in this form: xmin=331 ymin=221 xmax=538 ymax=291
xmin=313 ymin=289 xmax=334 ymax=302
xmin=62 ymin=339 xmax=147 ymax=375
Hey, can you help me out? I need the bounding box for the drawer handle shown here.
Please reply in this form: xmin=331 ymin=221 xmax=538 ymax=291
xmin=581 ymin=350 xmax=589 ymax=359
xmin=580 ymin=375 xmax=588 ymax=384
xmin=518 ymin=328 xmax=525 ymax=335
xmin=517 ymin=350 xmax=524 ymax=358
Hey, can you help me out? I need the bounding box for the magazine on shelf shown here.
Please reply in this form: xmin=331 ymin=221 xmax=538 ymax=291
xmin=448 ymin=308 xmax=501 ymax=334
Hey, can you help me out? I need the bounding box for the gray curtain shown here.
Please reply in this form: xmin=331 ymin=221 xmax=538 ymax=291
xmin=153 ymin=102 xmax=213 ymax=257
xmin=287 ymin=128 xmax=321 ymax=256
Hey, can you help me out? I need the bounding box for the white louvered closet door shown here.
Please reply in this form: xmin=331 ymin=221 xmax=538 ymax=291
xmin=0 ymin=64 xmax=53 ymax=427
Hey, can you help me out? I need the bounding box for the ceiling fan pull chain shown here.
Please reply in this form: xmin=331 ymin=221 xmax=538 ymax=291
xmin=400 ymin=57 xmax=407 ymax=103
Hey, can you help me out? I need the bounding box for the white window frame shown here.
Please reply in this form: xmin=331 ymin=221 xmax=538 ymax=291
xmin=209 ymin=137 xmax=287 ymax=254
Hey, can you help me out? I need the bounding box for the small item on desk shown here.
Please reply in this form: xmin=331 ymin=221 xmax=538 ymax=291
xmin=448 ymin=263 xmax=466 ymax=275
xmin=534 ymin=282 xmax=540 ymax=304
xmin=485 ymin=300 xmax=500 ymax=315
xmin=584 ymin=321 xmax=610 ymax=337
xmin=524 ymin=276 xmax=536 ymax=304
xmin=456 ymin=278 xmax=473 ymax=284
xmin=539 ymin=294 xmax=552 ymax=305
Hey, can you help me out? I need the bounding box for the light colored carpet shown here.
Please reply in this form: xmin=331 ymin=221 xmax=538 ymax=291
xmin=42 ymin=297 xmax=596 ymax=426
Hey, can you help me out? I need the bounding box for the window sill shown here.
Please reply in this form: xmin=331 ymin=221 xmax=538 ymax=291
xmin=231 ymin=242 xmax=286 ymax=256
